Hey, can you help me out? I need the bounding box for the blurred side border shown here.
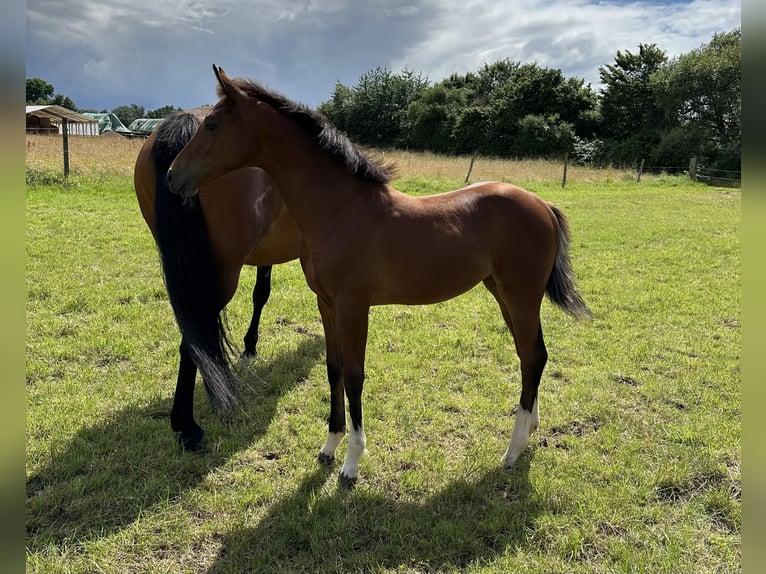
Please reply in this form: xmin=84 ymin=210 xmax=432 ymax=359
xmin=742 ymin=0 xmax=766 ymax=572
xmin=2 ymin=1 xmax=28 ymax=573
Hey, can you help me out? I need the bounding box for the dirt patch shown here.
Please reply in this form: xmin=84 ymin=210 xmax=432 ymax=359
xmin=538 ymin=417 xmax=604 ymax=449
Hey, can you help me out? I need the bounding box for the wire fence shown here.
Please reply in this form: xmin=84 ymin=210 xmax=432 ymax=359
xmin=693 ymin=165 xmax=742 ymax=187
xmin=558 ymin=155 xmax=741 ymax=188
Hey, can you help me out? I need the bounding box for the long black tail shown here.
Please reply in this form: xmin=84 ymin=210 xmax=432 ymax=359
xmin=546 ymin=205 xmax=593 ymax=319
xmin=152 ymin=112 xmax=239 ymax=414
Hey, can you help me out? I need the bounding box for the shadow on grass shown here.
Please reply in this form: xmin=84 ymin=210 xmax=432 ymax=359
xmin=26 ymin=334 xmax=325 ymax=551
xmin=207 ymin=453 xmax=541 ymax=573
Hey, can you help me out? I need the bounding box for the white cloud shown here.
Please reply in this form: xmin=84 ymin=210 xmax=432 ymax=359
xmin=391 ymin=0 xmax=740 ymax=88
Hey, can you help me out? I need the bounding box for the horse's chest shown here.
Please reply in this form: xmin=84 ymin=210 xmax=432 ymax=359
xmin=298 ymin=245 xmax=331 ymax=297
xmin=299 ymin=243 xmax=352 ymax=300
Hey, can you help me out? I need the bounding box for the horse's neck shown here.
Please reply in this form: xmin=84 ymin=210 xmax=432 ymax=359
xmin=254 ymin=112 xmax=359 ymax=236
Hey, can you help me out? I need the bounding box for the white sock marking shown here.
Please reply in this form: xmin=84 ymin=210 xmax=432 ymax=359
xmin=531 ymin=396 xmax=540 ymax=432
xmin=340 ymin=426 xmax=366 ymax=479
xmin=503 ymin=398 xmax=539 ymax=468
xmin=320 ymin=431 xmax=345 ymax=459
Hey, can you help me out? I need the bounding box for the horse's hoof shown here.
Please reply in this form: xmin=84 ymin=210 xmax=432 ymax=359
xmin=317 ymin=452 xmax=335 ymax=466
xmin=338 ymin=472 xmax=357 ymax=489
xmin=502 ymin=453 xmax=519 ymax=470
xmin=178 ymin=426 xmax=204 ymax=451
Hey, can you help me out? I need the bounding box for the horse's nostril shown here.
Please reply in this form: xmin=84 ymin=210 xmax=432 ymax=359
xmin=166 ymin=169 xmax=173 ymax=184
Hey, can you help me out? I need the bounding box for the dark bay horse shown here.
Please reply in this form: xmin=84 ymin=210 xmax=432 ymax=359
xmin=134 ymin=106 xmax=301 ymax=449
xmin=167 ymin=66 xmax=591 ymax=485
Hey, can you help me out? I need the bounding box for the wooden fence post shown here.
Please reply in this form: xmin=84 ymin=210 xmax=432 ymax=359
xmin=62 ymin=117 xmax=70 ymax=177
xmin=464 ymin=150 xmax=477 ymax=183
xmin=689 ymin=157 xmax=698 ymax=181
xmin=636 ymin=158 xmax=645 ymax=183
xmin=561 ymin=151 xmax=568 ymax=188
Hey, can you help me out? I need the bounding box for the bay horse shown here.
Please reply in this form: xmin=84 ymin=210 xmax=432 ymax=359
xmin=133 ymin=106 xmax=301 ymax=450
xmin=167 ymin=66 xmax=591 ymax=485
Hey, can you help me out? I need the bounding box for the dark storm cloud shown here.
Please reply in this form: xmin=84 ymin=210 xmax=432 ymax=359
xmin=25 ymin=0 xmax=740 ymax=111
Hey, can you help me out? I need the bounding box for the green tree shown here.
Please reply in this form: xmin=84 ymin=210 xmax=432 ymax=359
xmin=111 ymin=104 xmax=145 ymax=127
xmin=317 ymin=81 xmax=353 ymax=133
xmin=50 ymin=94 xmax=78 ymax=111
xmin=556 ymin=77 xmax=600 ymax=138
xmin=26 ymin=78 xmax=54 ymax=104
xmin=451 ymin=106 xmax=492 ymax=155
xmin=597 ymin=44 xmax=668 ymax=165
xmin=318 ymin=68 xmax=429 ymax=147
xmin=147 ymin=105 xmax=182 ymax=119
xmin=510 ymin=114 xmax=575 ymax=158
xmin=652 ymin=28 xmax=740 ymax=171
xmin=472 ymin=60 xmax=520 ymax=105
xmin=488 ymin=64 xmax=560 ymax=155
xmin=483 ymin=63 xmax=596 ymax=157
xmin=403 ymin=61 xmax=597 ymax=158
xmin=405 ymin=84 xmax=466 ymax=152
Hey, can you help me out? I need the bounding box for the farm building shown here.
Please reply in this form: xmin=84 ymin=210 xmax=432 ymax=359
xmin=82 ymin=112 xmax=133 ymax=136
xmin=128 ymin=118 xmax=163 ymax=136
xmin=26 ymin=105 xmax=99 ymax=136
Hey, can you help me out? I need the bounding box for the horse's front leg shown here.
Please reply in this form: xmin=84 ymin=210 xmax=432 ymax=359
xmin=335 ymin=299 xmax=370 ymax=487
xmin=317 ymin=296 xmax=346 ymax=464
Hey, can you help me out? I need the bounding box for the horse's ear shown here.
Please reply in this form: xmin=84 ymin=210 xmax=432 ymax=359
xmin=213 ymin=64 xmax=230 ymax=92
xmin=213 ymin=64 xmax=247 ymax=105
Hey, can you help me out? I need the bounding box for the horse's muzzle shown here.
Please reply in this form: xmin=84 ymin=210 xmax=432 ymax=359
xmin=166 ymin=168 xmax=199 ymax=198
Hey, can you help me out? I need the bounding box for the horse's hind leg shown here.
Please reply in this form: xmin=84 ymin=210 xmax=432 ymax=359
xmin=243 ymin=265 xmax=272 ymax=357
xmin=483 ymin=276 xmax=546 ymax=468
xmin=171 ymin=340 xmax=204 ymax=450
xmin=503 ymin=322 xmax=545 ymax=468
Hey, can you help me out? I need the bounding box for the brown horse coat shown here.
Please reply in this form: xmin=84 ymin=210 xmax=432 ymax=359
xmin=167 ymin=67 xmax=591 ymax=483
xmin=133 ymin=106 xmax=300 ymax=301
xmin=133 ymin=106 xmax=301 ymax=449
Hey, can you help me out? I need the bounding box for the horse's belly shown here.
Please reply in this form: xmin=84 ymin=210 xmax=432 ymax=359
xmin=246 ymin=231 xmax=300 ymax=265
xmin=371 ymin=263 xmax=487 ymax=306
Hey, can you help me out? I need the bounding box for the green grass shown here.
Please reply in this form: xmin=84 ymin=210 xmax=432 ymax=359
xmin=26 ymin=174 xmax=740 ymax=573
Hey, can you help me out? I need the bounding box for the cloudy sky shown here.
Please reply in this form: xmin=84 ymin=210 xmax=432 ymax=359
xmin=26 ymin=0 xmax=740 ymax=112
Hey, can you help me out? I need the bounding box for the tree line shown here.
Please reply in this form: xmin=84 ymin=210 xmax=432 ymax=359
xmin=317 ymin=28 xmax=740 ymax=172
xmin=27 ymin=28 xmax=739 ymax=172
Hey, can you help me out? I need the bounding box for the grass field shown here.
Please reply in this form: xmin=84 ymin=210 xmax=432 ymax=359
xmin=26 ymin=139 xmax=740 ymax=573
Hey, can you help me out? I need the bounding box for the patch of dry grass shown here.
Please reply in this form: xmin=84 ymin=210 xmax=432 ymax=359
xmin=26 ymin=133 xmax=641 ymax=185
xmin=380 ymin=148 xmax=640 ymax=185
xmin=26 ymin=133 xmax=146 ymax=179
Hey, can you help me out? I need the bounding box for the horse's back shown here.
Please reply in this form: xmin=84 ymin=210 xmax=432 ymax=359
xmin=389 ymin=181 xmax=558 ymax=243
xmin=419 ymin=181 xmax=552 ymax=214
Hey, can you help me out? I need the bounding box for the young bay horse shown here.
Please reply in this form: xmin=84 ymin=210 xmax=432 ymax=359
xmin=167 ymin=66 xmax=591 ymax=485
xmin=134 ymin=106 xmax=301 ymax=450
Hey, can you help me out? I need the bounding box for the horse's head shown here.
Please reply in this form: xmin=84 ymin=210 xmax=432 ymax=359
xmin=168 ymin=65 xmax=255 ymax=198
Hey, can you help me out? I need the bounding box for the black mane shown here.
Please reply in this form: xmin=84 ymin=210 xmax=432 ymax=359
xmin=219 ymin=78 xmax=395 ymax=185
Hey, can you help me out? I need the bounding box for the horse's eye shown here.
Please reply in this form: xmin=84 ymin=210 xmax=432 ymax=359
xmin=205 ymin=122 xmax=218 ymax=131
